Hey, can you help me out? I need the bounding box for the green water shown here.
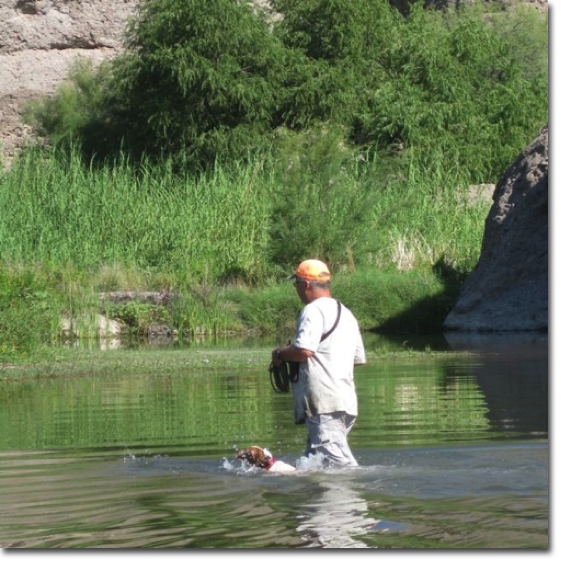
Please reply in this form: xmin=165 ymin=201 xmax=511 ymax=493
xmin=0 ymin=333 xmax=548 ymax=548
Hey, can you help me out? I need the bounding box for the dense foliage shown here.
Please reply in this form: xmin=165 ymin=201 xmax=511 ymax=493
xmin=25 ymin=0 xmax=548 ymax=181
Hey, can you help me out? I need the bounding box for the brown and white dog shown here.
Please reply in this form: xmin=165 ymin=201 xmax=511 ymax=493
xmin=237 ymin=445 xmax=296 ymax=473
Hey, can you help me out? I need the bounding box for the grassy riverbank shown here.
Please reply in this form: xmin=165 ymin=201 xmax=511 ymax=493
xmin=0 ymin=146 xmax=483 ymax=361
xmin=1 ymin=145 xmax=486 ymax=279
xmin=0 ymin=258 xmax=461 ymax=362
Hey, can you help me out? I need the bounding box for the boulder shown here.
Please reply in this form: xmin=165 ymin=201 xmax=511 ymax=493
xmin=444 ymin=125 xmax=548 ymax=332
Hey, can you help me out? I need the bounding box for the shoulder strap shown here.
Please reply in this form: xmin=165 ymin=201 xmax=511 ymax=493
xmin=320 ymin=301 xmax=342 ymax=343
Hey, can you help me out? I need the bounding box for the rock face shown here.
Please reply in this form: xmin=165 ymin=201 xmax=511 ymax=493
xmin=444 ymin=125 xmax=548 ymax=332
xmin=0 ymin=0 xmax=139 ymax=165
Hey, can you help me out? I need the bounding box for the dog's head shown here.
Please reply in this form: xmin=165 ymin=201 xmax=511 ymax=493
xmin=236 ymin=445 xmax=273 ymax=468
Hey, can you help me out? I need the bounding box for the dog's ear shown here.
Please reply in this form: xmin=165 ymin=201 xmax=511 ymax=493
xmin=237 ymin=446 xmax=272 ymax=467
xmin=248 ymin=446 xmax=268 ymax=467
xmin=237 ymin=447 xmax=260 ymax=465
xmin=248 ymin=447 xmax=261 ymax=461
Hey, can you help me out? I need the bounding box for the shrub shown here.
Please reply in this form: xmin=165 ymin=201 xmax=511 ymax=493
xmin=0 ymin=267 xmax=63 ymax=359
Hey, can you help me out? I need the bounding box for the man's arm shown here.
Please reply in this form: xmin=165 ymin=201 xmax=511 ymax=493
xmin=272 ymin=343 xmax=314 ymax=366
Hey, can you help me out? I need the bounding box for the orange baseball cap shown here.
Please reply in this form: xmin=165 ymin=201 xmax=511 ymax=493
xmin=288 ymin=259 xmax=331 ymax=282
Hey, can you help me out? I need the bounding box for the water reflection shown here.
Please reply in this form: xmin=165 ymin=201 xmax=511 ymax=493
xmin=66 ymin=329 xmax=455 ymax=353
xmin=444 ymin=332 xmax=548 ymax=438
xmin=0 ymin=334 xmax=548 ymax=453
xmin=296 ymin=478 xmax=375 ymax=548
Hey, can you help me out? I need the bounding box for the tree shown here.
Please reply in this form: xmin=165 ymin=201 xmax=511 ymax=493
xmin=110 ymin=0 xmax=290 ymax=166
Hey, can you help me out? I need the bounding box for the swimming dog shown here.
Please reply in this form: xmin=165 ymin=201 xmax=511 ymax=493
xmin=236 ymin=445 xmax=296 ymax=473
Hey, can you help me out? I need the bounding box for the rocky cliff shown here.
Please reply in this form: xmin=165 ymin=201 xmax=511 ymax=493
xmin=444 ymin=125 xmax=548 ymax=332
xmin=0 ymin=0 xmax=138 ymax=164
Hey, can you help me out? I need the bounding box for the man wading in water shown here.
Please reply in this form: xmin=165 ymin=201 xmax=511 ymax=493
xmin=271 ymin=259 xmax=366 ymax=466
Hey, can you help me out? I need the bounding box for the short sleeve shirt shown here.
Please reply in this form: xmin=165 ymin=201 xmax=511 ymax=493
xmin=292 ymin=297 xmax=366 ymax=424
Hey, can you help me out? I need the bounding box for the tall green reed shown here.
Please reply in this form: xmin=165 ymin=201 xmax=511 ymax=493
xmin=0 ymin=145 xmax=486 ymax=281
xmin=0 ymin=148 xmax=271 ymax=284
xmin=361 ymin=157 xmax=488 ymax=274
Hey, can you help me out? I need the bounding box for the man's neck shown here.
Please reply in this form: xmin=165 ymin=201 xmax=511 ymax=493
xmin=305 ymin=290 xmax=332 ymax=304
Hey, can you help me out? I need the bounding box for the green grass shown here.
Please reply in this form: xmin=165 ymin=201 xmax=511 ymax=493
xmin=0 ymin=263 xmax=464 ymax=363
xmin=0 ymin=144 xmax=487 ymax=360
xmin=0 ymin=145 xmax=487 ymax=278
xmin=0 ymin=342 xmax=474 ymax=380
xmin=0 ymin=148 xmax=271 ymax=284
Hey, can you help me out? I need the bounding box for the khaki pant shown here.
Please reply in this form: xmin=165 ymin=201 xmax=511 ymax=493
xmin=305 ymin=411 xmax=358 ymax=467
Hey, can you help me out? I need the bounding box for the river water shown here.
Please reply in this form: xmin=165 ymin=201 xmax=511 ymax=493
xmin=0 ymin=332 xmax=548 ymax=549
